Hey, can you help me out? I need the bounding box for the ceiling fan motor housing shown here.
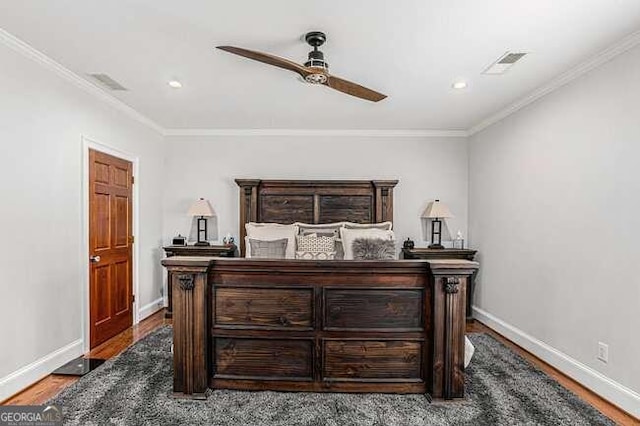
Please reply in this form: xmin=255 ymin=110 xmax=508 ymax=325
xmin=304 ymin=31 xmax=329 ymax=83
xmin=305 ymin=50 xmax=329 ymax=70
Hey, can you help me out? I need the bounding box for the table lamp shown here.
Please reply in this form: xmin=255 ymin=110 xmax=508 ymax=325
xmin=422 ymin=199 xmax=453 ymax=249
xmin=188 ymin=198 xmax=215 ymax=246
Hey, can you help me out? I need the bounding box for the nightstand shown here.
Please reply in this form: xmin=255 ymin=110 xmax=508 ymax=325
xmin=401 ymin=247 xmax=478 ymax=321
xmin=162 ymin=244 xmax=238 ymax=318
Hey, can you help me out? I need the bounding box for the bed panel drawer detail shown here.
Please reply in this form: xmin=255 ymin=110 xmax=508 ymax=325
xmin=215 ymin=287 xmax=313 ymax=329
xmin=323 ymin=340 xmax=422 ymax=381
xmin=215 ymin=338 xmax=313 ymax=380
xmin=324 ymin=289 xmax=423 ymax=331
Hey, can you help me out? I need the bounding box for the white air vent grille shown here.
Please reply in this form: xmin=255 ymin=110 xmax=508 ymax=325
xmin=483 ymin=52 xmax=528 ymax=74
xmin=89 ymin=73 xmax=128 ymax=91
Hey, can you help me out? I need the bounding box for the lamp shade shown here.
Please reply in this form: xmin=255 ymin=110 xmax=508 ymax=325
xmin=188 ymin=198 xmax=215 ymax=217
xmin=422 ymin=199 xmax=453 ymax=219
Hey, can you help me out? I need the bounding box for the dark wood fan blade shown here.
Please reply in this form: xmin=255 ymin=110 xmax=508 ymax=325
xmin=216 ymin=46 xmax=310 ymax=78
xmin=325 ymin=75 xmax=387 ymax=102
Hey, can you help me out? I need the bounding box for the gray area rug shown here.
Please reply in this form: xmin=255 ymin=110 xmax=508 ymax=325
xmin=49 ymin=327 xmax=613 ymax=425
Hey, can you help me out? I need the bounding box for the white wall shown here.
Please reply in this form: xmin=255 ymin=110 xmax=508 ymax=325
xmin=469 ymin=44 xmax=640 ymax=414
xmin=163 ymin=135 xmax=469 ymax=251
xmin=0 ymin=41 xmax=165 ymax=400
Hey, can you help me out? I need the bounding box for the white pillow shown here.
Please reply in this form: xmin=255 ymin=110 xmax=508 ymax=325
xmin=245 ymin=223 xmax=298 ymax=259
xmin=339 ymin=227 xmax=395 ymax=260
xmin=343 ymin=221 xmax=393 ymax=231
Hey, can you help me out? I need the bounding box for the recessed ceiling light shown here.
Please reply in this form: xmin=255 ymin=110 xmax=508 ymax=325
xmin=452 ymin=81 xmax=467 ymax=90
xmin=168 ymin=80 xmax=182 ymax=88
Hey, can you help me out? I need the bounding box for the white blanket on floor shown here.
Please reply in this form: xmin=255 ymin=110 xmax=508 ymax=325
xmin=464 ymin=336 xmax=475 ymax=368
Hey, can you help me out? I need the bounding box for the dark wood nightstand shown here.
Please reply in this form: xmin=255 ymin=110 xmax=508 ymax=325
xmin=401 ymin=247 xmax=478 ymax=321
xmin=162 ymin=244 xmax=238 ymax=318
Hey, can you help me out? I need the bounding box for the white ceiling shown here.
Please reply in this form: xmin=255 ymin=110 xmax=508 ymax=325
xmin=1 ymin=0 xmax=639 ymax=131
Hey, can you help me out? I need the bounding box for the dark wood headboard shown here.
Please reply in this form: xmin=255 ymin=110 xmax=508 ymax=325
xmin=235 ymin=179 xmax=398 ymax=256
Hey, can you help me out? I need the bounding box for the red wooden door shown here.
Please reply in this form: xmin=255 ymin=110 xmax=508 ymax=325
xmin=89 ymin=149 xmax=134 ymax=348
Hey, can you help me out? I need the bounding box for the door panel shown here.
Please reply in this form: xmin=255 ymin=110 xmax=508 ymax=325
xmin=113 ymin=260 xmax=129 ymax=315
xmin=93 ymin=265 xmax=111 ymax=325
xmin=89 ymin=149 xmax=133 ymax=348
xmin=94 ymin=193 xmax=111 ymax=250
xmin=113 ymin=165 xmax=129 ymax=188
xmin=113 ymin=195 xmax=129 ymax=247
xmin=94 ymin=161 xmax=110 ymax=184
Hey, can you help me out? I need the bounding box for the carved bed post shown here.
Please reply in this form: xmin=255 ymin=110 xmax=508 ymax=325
xmin=235 ymin=179 xmax=261 ymax=257
xmin=428 ymin=259 xmax=479 ymax=399
xmin=162 ymin=257 xmax=213 ymax=399
xmin=372 ymin=180 xmax=397 ymax=223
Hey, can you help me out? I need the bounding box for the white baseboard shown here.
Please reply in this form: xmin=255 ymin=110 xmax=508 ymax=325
xmin=0 ymin=339 xmax=83 ymax=403
xmin=138 ymin=297 xmax=164 ymax=322
xmin=473 ymin=306 xmax=640 ymax=419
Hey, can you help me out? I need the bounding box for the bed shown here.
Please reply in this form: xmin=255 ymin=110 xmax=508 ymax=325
xmin=161 ymin=179 xmax=478 ymax=400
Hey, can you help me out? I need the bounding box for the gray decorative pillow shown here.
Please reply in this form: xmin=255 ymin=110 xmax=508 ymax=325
xmin=249 ymin=238 xmax=288 ymax=259
xmin=352 ymin=238 xmax=396 ymax=260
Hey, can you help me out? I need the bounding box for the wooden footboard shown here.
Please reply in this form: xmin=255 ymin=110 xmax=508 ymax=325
xmin=161 ymin=257 xmax=478 ymax=400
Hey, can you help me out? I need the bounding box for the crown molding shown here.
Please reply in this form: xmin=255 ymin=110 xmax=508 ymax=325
xmin=4 ymin=24 xmax=639 ymax=140
xmin=0 ymin=28 xmax=165 ymax=135
xmin=468 ymin=29 xmax=640 ymax=136
xmin=0 ymin=27 xmax=464 ymax=139
xmin=163 ymin=128 xmax=468 ymax=137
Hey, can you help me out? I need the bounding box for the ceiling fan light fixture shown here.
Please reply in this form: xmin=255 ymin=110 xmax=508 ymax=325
xmin=305 ymin=73 xmax=328 ymax=84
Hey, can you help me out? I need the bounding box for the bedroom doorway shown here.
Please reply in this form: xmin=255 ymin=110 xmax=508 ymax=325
xmin=88 ymin=148 xmax=134 ymax=348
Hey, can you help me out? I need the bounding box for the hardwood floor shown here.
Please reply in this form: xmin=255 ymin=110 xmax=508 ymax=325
xmin=3 ymin=312 xmax=637 ymax=425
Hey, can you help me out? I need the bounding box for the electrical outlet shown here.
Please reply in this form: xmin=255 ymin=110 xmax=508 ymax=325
xmin=597 ymin=342 xmax=609 ymax=363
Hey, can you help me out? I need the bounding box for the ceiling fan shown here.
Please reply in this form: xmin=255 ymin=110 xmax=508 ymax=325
xmin=216 ymin=31 xmax=387 ymax=102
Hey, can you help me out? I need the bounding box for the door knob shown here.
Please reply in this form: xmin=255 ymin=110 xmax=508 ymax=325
xmin=90 ymin=255 xmax=101 ymax=263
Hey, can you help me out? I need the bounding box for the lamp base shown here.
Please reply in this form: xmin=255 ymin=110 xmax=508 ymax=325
xmin=193 ymin=241 xmax=210 ymax=247
xmin=428 ymin=243 xmax=445 ymax=249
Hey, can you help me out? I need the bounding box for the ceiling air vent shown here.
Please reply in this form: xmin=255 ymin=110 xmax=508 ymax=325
xmin=89 ymin=73 xmax=128 ymax=91
xmin=483 ymin=52 xmax=528 ymax=75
